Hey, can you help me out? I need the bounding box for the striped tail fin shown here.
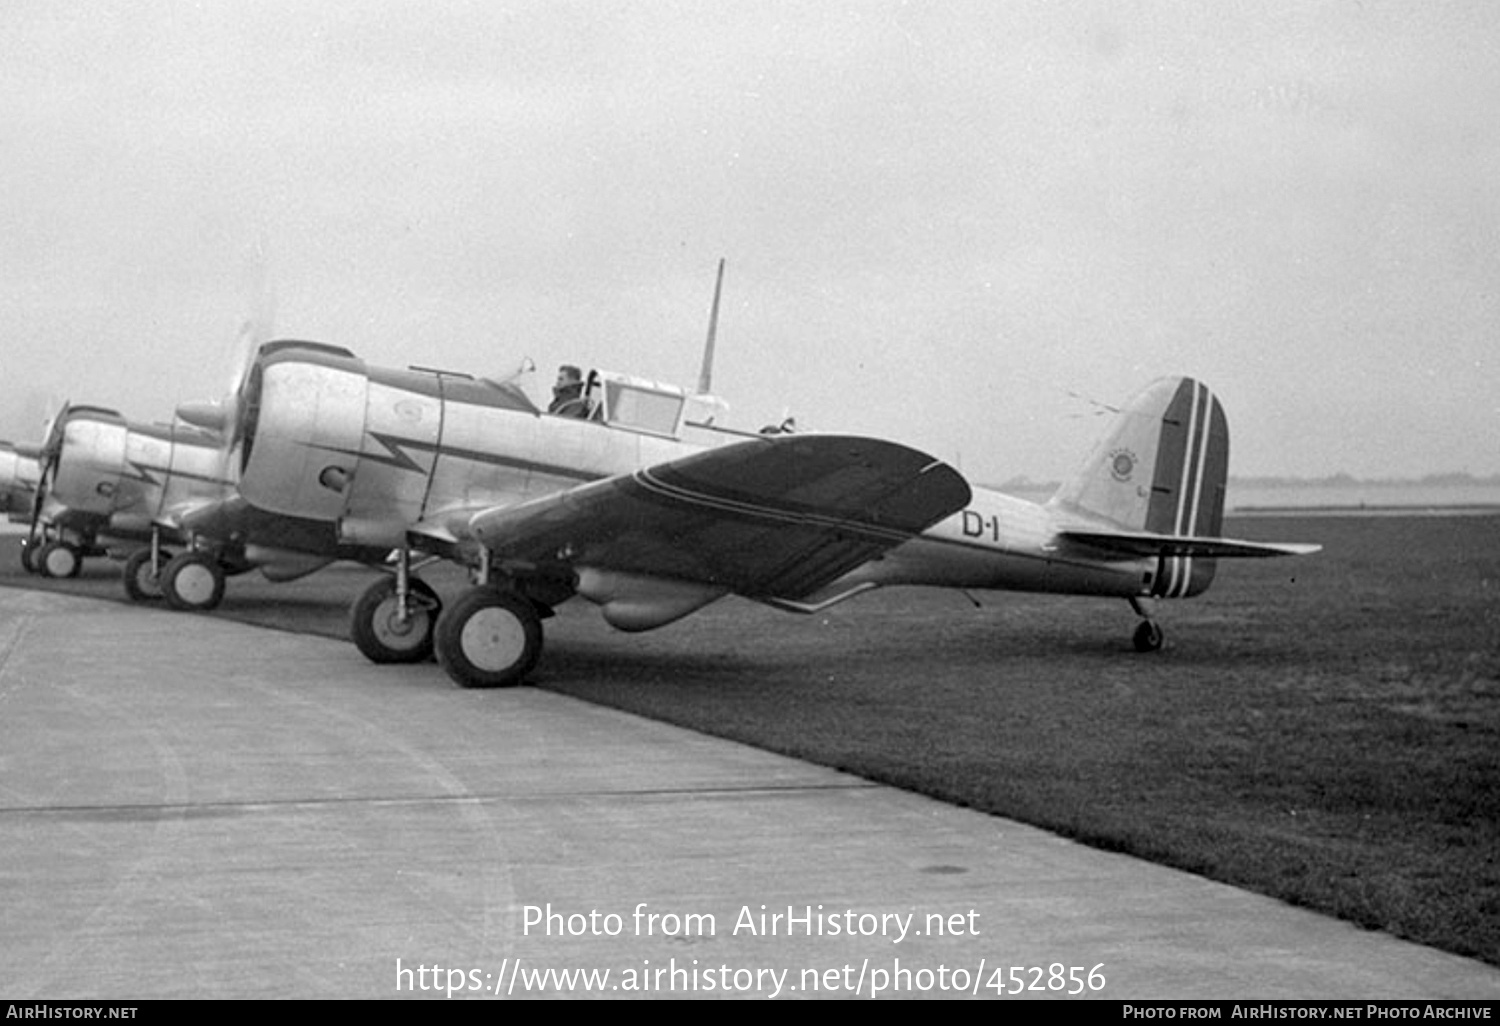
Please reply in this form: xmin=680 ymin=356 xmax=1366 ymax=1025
xmin=1048 ymin=377 xmax=1229 ymax=597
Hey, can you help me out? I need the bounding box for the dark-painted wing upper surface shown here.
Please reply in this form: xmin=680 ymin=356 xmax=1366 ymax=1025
xmin=468 ymin=434 xmax=971 ymax=599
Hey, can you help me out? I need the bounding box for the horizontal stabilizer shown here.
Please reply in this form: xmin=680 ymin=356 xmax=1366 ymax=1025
xmin=1059 ymin=529 xmax=1322 ymax=559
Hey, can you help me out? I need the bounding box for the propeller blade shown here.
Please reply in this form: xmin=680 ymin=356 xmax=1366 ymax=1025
xmin=28 ymin=400 xmax=72 ymax=532
xmin=175 ymin=250 xmax=277 ymax=458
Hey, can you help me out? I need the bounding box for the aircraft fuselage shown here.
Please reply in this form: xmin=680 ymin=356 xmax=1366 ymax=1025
xmin=237 ymin=348 xmax=723 ymax=549
xmin=236 ymin=346 xmax=1157 ymax=609
xmin=829 ymin=487 xmax=1154 ymax=600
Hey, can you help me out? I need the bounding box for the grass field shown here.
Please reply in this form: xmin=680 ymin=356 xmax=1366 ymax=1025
xmin=4 ymin=513 xmax=1497 ymax=966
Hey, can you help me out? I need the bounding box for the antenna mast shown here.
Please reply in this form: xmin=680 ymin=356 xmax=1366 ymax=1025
xmin=697 ymin=258 xmax=725 ymax=395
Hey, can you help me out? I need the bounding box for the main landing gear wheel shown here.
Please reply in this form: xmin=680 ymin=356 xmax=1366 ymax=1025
xmin=122 ymin=548 xmax=171 ymax=603
xmin=434 ymin=588 xmax=543 ymax=689
xmin=350 ymin=576 xmax=442 ymax=664
xmin=19 ymin=539 xmax=41 ymax=575
xmin=36 ymin=541 xmax=82 ymax=579
xmin=161 ymin=552 xmax=227 ymax=612
xmin=1133 ymin=619 xmax=1165 ymax=653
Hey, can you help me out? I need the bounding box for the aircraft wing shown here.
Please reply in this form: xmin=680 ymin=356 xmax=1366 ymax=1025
xmin=409 ymin=507 xmax=495 ymax=546
xmin=468 ymin=434 xmax=972 ymax=599
xmin=1058 ymin=528 xmax=1322 ymax=559
xmin=158 ymin=495 xmax=234 ymax=530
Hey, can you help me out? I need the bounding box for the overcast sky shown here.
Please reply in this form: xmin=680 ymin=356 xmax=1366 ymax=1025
xmin=3 ymin=1 xmax=1496 ymax=482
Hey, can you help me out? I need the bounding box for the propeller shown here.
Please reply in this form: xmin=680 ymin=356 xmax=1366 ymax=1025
xmin=23 ymin=399 xmax=70 ymax=549
xmin=176 ymin=253 xmax=277 ymax=474
xmin=177 ymin=312 xmax=272 ymax=431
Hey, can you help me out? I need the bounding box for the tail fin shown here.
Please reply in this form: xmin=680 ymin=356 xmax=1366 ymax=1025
xmin=1048 ymin=377 xmax=1228 ymax=596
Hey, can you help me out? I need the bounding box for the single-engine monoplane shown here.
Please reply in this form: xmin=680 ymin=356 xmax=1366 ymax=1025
xmin=198 ymin=325 xmax=1317 ymax=689
xmin=0 ymin=441 xmax=39 ymax=521
xmin=23 ymin=372 xmax=396 ymax=606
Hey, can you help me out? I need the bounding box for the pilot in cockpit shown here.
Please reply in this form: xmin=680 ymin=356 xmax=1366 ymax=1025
xmin=547 ymin=364 xmax=591 ymax=418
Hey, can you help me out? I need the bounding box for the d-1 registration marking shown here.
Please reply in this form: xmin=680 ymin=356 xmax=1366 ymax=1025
xmin=961 ymin=510 xmax=1003 ymax=543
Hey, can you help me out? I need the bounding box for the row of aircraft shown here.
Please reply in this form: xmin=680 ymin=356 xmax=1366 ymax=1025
xmin=3 ymin=264 xmax=1319 ymax=688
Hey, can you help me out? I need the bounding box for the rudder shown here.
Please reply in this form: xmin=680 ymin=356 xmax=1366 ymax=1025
xmin=1049 ymin=377 xmax=1228 ymax=597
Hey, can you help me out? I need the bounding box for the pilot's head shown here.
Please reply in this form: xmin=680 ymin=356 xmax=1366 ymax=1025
xmin=554 ymin=364 xmax=583 ymax=390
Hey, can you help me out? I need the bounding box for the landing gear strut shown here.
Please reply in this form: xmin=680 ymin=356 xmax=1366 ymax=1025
xmin=122 ymin=530 xmax=172 ymax=603
xmin=1130 ymin=597 xmax=1164 ymax=652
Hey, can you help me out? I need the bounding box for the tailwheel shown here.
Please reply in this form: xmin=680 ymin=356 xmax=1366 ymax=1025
xmin=1133 ymin=619 xmax=1165 ymax=653
xmin=161 ymin=551 xmax=227 ymax=611
xmin=350 ymin=576 xmax=442 ymax=664
xmin=37 ymin=541 xmax=83 ymax=579
xmin=122 ymin=548 xmax=172 ymax=603
xmin=434 ymin=587 xmax=543 ymax=689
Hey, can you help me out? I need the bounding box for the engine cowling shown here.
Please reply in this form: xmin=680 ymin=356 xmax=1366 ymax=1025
xmin=236 ymin=344 xmax=370 ymax=524
xmin=50 ymin=408 xmax=129 ymax=516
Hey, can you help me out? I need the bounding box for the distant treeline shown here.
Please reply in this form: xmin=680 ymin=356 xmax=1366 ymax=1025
xmin=1228 ymin=472 xmax=1500 ymax=488
xmin=996 ymin=472 xmax=1500 ymax=493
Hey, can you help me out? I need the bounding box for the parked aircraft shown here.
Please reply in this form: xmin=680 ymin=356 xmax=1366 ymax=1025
xmin=21 ymin=375 xmax=389 ymax=605
xmin=1 ymin=441 xmax=42 ymax=574
xmin=14 ymin=402 xmax=224 ymax=587
xmin=0 ymin=441 xmax=39 ymax=522
xmin=8 ymin=407 xmax=110 ymax=577
xmin=202 ymin=335 xmax=1317 ymax=688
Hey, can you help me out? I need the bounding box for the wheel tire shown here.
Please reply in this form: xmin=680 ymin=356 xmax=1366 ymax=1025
xmin=1133 ymin=620 xmax=1165 ymax=653
xmin=38 ymin=541 xmax=82 ymax=579
xmin=435 ymin=588 xmax=543 ymax=689
xmin=350 ymin=577 xmax=442 ymax=664
xmin=122 ymin=548 xmax=170 ymax=603
xmin=162 ymin=552 xmax=227 ymax=612
xmin=19 ymin=539 xmax=40 ymax=575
